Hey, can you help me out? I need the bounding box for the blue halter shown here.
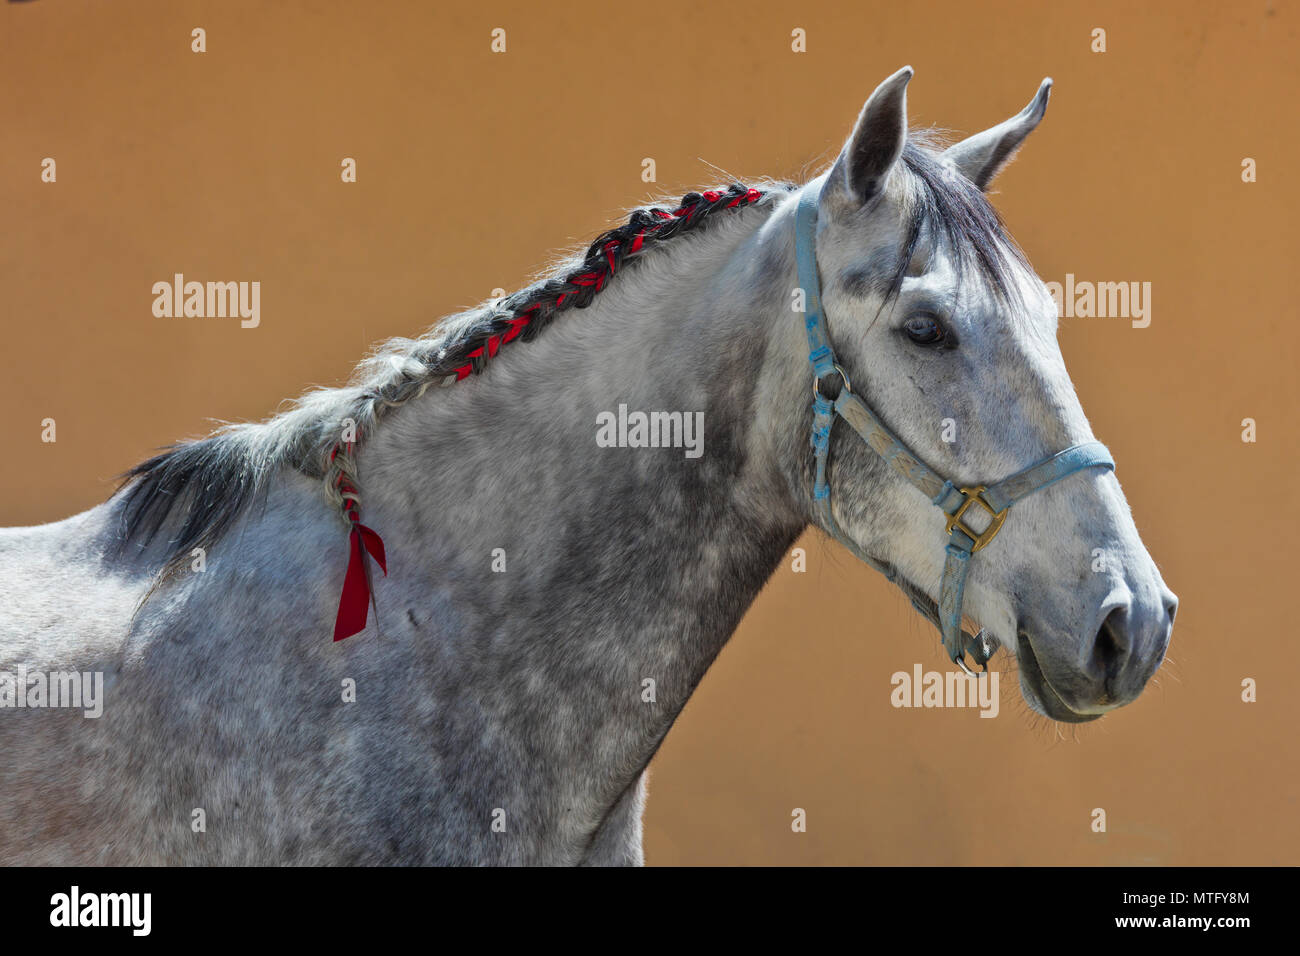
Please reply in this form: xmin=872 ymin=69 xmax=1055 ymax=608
xmin=794 ymin=179 xmax=1115 ymax=675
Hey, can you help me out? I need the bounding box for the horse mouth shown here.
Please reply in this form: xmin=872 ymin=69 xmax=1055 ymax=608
xmin=1016 ymin=631 xmax=1102 ymax=724
xmin=889 ymin=563 xmax=1099 ymax=724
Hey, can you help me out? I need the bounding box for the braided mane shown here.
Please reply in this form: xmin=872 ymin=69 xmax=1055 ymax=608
xmin=115 ymin=182 xmax=788 ymax=567
xmin=321 ymin=183 xmax=782 ymax=529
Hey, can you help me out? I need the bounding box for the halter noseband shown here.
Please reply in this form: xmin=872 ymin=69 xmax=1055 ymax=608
xmin=794 ymin=179 xmax=1115 ymax=675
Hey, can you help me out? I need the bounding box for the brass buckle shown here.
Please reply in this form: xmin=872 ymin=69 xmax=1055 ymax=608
xmin=944 ymin=485 xmax=1008 ymax=553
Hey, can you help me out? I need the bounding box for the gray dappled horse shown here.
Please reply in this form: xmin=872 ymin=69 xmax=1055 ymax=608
xmin=0 ymin=68 xmax=1176 ymax=865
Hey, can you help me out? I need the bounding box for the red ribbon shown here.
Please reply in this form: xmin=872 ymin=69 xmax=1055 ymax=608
xmin=333 ymin=518 xmax=387 ymax=642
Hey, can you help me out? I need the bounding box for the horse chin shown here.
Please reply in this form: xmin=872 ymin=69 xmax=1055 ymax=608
xmin=888 ymin=566 xmax=1097 ymax=725
xmin=1015 ymin=631 xmax=1103 ymax=724
xmin=889 ymin=569 xmax=1002 ymax=667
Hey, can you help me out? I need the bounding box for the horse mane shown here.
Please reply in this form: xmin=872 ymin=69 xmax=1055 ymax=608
xmin=113 ymin=132 xmax=1028 ymax=573
xmin=113 ymin=180 xmax=794 ymax=567
xmin=892 ymin=134 xmax=1031 ymax=307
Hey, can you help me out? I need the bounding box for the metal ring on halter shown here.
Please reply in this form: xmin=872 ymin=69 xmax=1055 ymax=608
xmin=812 ymin=363 xmax=852 ymax=399
xmin=954 ymin=657 xmax=978 ymax=677
xmin=953 ymin=633 xmax=994 ymax=678
xmin=954 ymin=655 xmax=992 ymax=678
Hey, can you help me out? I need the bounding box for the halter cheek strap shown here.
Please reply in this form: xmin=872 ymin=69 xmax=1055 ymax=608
xmin=794 ymin=180 xmax=1115 ymax=674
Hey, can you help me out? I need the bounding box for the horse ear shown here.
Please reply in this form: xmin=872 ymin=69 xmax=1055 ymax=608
xmin=943 ymin=78 xmax=1052 ymax=190
xmin=828 ymin=66 xmax=913 ymax=207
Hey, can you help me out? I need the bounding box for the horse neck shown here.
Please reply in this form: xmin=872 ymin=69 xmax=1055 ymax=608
xmin=355 ymin=199 xmax=810 ymax=781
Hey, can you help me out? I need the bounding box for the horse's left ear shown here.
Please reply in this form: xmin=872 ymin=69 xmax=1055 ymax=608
xmin=943 ymin=78 xmax=1052 ymax=190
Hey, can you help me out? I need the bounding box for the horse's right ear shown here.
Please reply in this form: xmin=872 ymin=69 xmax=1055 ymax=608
xmin=826 ymin=66 xmax=913 ymax=208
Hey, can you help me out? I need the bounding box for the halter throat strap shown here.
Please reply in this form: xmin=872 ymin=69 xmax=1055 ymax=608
xmin=793 ymin=179 xmax=1115 ymax=674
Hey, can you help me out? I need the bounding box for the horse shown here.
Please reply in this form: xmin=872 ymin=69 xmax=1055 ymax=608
xmin=0 ymin=67 xmax=1176 ymax=865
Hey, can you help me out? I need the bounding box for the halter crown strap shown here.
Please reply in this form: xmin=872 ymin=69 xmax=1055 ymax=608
xmin=795 ymin=184 xmax=838 ymax=381
xmin=794 ymin=178 xmax=1116 ymax=674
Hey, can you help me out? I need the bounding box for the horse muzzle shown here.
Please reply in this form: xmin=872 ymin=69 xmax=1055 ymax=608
xmin=1017 ymin=589 xmax=1177 ymax=721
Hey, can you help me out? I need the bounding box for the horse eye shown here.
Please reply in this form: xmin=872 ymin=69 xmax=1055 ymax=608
xmin=903 ymin=314 xmax=946 ymax=346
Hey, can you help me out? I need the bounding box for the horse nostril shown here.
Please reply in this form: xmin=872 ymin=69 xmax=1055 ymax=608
xmin=1164 ymin=595 xmax=1178 ymax=625
xmin=1090 ymin=605 xmax=1131 ymax=679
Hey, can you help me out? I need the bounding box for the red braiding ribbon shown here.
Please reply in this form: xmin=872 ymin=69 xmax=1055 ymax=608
xmin=630 ymin=229 xmax=646 ymax=253
xmin=331 ymin=464 xmax=388 ymax=642
xmin=502 ymin=315 xmax=530 ymax=343
xmin=727 ymin=187 xmax=763 ymax=208
xmin=333 ymin=506 xmax=387 ymax=641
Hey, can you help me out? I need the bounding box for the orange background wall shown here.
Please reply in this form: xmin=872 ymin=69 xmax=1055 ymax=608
xmin=2 ymin=0 xmax=1295 ymax=864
